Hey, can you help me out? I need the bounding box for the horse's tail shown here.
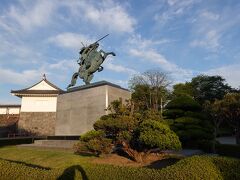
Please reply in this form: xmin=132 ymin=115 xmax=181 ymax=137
xmin=67 ymin=72 xmax=79 ymax=89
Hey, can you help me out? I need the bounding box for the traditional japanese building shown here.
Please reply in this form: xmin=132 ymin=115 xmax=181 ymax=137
xmin=11 ymin=75 xmax=64 ymax=136
xmin=0 ymin=104 xmax=21 ymax=114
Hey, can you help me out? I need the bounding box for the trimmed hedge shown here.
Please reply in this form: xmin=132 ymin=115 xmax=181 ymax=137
xmin=0 ymin=137 xmax=36 ymax=147
xmin=216 ymin=144 xmax=240 ymax=158
xmin=0 ymin=159 xmax=60 ymax=180
xmin=160 ymin=156 xmax=222 ymax=179
xmin=211 ymin=156 xmax=240 ymax=179
xmin=0 ymin=156 xmax=239 ymax=180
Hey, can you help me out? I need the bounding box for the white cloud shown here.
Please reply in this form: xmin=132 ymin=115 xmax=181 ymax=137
xmin=48 ymin=33 xmax=94 ymax=50
xmin=0 ymin=35 xmax=42 ymax=64
xmin=205 ymin=64 xmax=240 ymax=88
xmin=200 ymin=10 xmax=219 ymax=21
xmin=190 ymin=30 xmax=220 ymax=52
xmin=128 ymin=34 xmax=173 ymax=49
xmin=0 ymin=68 xmax=41 ymax=86
xmin=129 ymin=48 xmax=193 ymax=81
xmin=2 ymin=0 xmax=55 ymax=31
xmin=48 ymin=59 xmax=76 ymax=71
xmin=105 ymin=61 xmax=137 ymax=75
xmin=62 ymin=0 xmax=136 ymax=33
xmin=155 ymin=0 xmax=200 ymax=24
xmin=190 ymin=8 xmax=240 ymax=52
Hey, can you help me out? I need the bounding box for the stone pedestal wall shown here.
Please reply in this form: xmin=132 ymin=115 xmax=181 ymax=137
xmin=18 ymin=112 xmax=56 ymax=136
xmin=55 ymin=81 xmax=131 ymax=136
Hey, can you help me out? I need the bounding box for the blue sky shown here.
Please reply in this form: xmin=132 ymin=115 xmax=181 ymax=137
xmin=0 ymin=0 xmax=240 ymax=103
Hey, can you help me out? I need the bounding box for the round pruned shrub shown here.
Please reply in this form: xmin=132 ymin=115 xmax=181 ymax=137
xmin=163 ymin=109 xmax=185 ymax=119
xmin=74 ymin=130 xmax=112 ymax=155
xmin=166 ymin=95 xmax=202 ymax=111
xmin=175 ymin=117 xmax=201 ymax=124
xmin=138 ymin=120 xmax=181 ymax=150
xmin=80 ymin=130 xmax=105 ymax=142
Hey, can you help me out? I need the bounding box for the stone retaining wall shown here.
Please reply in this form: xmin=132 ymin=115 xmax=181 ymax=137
xmin=18 ymin=112 xmax=56 ymax=136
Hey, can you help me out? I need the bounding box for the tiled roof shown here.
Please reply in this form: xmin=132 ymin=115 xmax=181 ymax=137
xmin=11 ymin=76 xmax=65 ymax=97
xmin=0 ymin=104 xmax=21 ymax=108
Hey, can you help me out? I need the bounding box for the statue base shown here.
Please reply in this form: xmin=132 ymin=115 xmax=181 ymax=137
xmin=55 ymin=81 xmax=130 ymax=135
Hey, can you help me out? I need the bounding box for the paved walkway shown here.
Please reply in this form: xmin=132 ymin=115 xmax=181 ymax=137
xmin=163 ymin=149 xmax=204 ymax=157
xmin=216 ymin=136 xmax=236 ymax=145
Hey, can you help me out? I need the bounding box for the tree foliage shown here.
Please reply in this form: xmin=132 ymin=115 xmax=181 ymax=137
xmin=173 ymin=75 xmax=232 ymax=105
xmin=215 ymin=93 xmax=240 ymax=144
xmin=191 ymin=75 xmax=232 ymax=104
xmin=173 ymin=82 xmax=194 ymax=97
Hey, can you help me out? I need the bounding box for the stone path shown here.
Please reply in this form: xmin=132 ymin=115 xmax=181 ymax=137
xmin=162 ymin=149 xmax=204 ymax=157
xmin=18 ymin=140 xmax=78 ymax=149
xmin=216 ymin=136 xmax=236 ymax=145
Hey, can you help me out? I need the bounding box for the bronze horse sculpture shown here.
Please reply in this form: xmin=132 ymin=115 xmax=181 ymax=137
xmin=67 ymin=34 xmax=115 ymax=89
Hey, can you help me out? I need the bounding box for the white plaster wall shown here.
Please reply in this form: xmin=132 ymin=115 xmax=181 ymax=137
xmin=9 ymin=108 xmax=20 ymax=114
xmin=0 ymin=108 xmax=7 ymax=114
xmin=0 ymin=107 xmax=20 ymax=114
xmin=29 ymin=81 xmax=56 ymax=90
xmin=21 ymin=96 xmax=57 ymax=112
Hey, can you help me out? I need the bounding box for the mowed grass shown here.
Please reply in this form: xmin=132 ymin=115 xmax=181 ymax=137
xmin=0 ymin=146 xmax=239 ymax=180
xmin=0 ymin=146 xmax=91 ymax=169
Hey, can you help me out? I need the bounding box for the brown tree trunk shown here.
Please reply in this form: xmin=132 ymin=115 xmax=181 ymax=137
xmin=121 ymin=141 xmax=144 ymax=163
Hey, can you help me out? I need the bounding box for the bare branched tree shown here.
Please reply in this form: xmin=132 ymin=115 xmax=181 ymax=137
xmin=129 ymin=70 xmax=171 ymax=112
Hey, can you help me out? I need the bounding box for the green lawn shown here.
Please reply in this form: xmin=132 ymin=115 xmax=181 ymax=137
xmin=0 ymin=146 xmax=239 ymax=180
xmin=0 ymin=146 xmax=91 ymax=169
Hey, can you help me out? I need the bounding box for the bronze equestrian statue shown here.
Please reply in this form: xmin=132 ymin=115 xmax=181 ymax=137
xmin=67 ymin=34 xmax=115 ymax=89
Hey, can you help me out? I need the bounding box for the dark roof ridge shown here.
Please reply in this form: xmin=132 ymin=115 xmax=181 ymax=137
xmin=0 ymin=104 xmax=21 ymax=107
xmin=11 ymin=78 xmax=63 ymax=93
xmin=64 ymin=80 xmax=129 ymax=94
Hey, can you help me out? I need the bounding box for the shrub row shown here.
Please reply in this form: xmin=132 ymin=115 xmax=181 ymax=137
xmin=216 ymin=144 xmax=240 ymax=158
xmin=0 ymin=137 xmax=34 ymax=147
xmin=0 ymin=155 xmax=239 ymax=180
xmin=0 ymin=159 xmax=60 ymax=180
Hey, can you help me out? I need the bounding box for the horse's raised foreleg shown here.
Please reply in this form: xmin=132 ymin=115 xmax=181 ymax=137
xmin=67 ymin=72 xmax=78 ymax=89
xmin=100 ymin=50 xmax=116 ymax=59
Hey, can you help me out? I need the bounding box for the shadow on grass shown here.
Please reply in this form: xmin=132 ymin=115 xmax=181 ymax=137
xmin=0 ymin=157 xmax=51 ymax=170
xmin=144 ymin=158 xmax=180 ymax=169
xmin=74 ymin=151 xmax=98 ymax=157
xmin=57 ymin=165 xmax=88 ymax=180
